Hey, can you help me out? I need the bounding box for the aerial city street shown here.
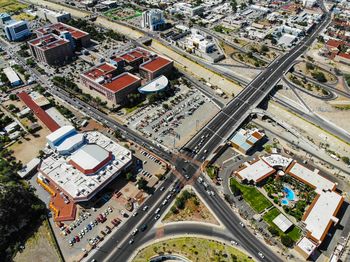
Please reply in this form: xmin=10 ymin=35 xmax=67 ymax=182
xmin=1 ymin=0 xmax=350 ymax=262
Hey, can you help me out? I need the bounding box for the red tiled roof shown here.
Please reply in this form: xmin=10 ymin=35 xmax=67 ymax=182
xmin=103 ymin=73 xmax=140 ymax=92
xmin=326 ymin=39 xmax=343 ymax=48
xmin=17 ymin=92 xmax=60 ymax=132
xmin=84 ymin=63 xmax=117 ymax=80
xmin=338 ymin=52 xmax=350 ymax=60
xmin=29 ymin=34 xmax=69 ymax=50
xmin=140 ymin=56 xmax=172 ymax=72
xmin=37 ymin=22 xmax=88 ymax=40
xmin=119 ymin=51 xmax=144 ymax=62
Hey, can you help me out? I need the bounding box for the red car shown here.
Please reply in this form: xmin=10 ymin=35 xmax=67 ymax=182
xmin=75 ymin=236 xmax=80 ymax=242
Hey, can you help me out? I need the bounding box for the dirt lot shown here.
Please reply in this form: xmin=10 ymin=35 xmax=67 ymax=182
xmin=163 ymin=187 xmax=218 ymax=225
xmin=10 ymin=125 xmax=51 ymax=163
xmin=14 ymin=220 xmax=60 ymax=262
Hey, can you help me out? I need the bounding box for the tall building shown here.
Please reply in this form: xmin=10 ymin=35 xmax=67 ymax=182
xmin=141 ymin=9 xmax=165 ymax=31
xmin=28 ymin=34 xmax=74 ymax=65
xmin=4 ymin=20 xmax=31 ymax=41
xmin=28 ymin=23 xmax=90 ymax=65
xmin=35 ymin=22 xmax=91 ymax=49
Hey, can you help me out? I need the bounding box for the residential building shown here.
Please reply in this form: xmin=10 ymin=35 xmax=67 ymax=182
xmin=4 ymin=20 xmax=31 ymax=41
xmin=141 ymin=9 xmax=165 ymax=31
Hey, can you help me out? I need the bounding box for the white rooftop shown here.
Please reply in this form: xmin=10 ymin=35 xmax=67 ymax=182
xmin=17 ymin=157 xmax=41 ymax=178
xmin=273 ymin=213 xmax=293 ymax=232
xmin=297 ymin=237 xmax=317 ymax=257
xmin=56 ymin=133 xmax=85 ymax=154
xmin=262 ymin=154 xmax=293 ymax=168
xmin=3 ymin=67 xmax=20 ymax=84
xmin=303 ymin=191 xmax=343 ymax=242
xmin=70 ymin=144 xmax=109 ymax=171
xmin=46 ymin=125 xmax=75 ymax=145
xmin=40 ymin=131 xmax=132 ymax=202
xmin=138 ymin=75 xmax=168 ymax=94
xmin=236 ymin=159 xmax=275 ymax=183
xmin=288 ymin=162 xmax=335 ymax=191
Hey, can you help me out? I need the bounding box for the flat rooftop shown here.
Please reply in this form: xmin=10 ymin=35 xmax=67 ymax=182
xmin=119 ymin=50 xmax=144 ymax=63
xmin=262 ymin=154 xmax=293 ymax=169
xmin=235 ymin=159 xmax=275 ymax=183
xmin=303 ymin=191 xmax=343 ymax=242
xmin=40 ymin=131 xmax=132 ymax=202
xmin=140 ymin=56 xmax=172 ymax=72
xmin=286 ymin=162 xmax=336 ymax=192
xmin=102 ymin=73 xmax=140 ymax=93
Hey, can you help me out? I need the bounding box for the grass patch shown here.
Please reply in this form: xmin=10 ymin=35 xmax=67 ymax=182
xmin=12 ymin=12 xmax=35 ymax=21
xmin=0 ymin=0 xmax=27 ymax=13
xmin=104 ymin=8 xmax=142 ymax=21
xmin=345 ymin=74 xmax=350 ymax=86
xmin=206 ymin=165 xmax=219 ymax=180
xmin=263 ymin=208 xmax=301 ymax=242
xmin=133 ymin=237 xmax=253 ymax=262
xmin=230 ymin=178 xmax=272 ymax=213
xmin=124 ymin=103 xmax=144 ymax=114
xmin=334 ymin=105 xmax=350 ymax=110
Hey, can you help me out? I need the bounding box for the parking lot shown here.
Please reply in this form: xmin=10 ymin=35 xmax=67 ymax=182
xmin=127 ymin=83 xmax=219 ymax=149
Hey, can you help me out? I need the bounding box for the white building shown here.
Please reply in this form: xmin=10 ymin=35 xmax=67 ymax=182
xmin=303 ymin=0 xmax=317 ymax=8
xmin=3 ymin=67 xmax=21 ymax=86
xmin=170 ymin=3 xmax=204 ymax=17
xmin=4 ymin=20 xmax=30 ymax=41
xmin=38 ymin=126 xmax=132 ymax=202
xmin=186 ymin=29 xmax=215 ymax=53
xmin=141 ymin=9 xmax=165 ymax=31
xmin=37 ymin=8 xmax=71 ymax=23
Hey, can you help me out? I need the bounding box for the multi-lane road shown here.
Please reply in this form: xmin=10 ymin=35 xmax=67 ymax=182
xmin=183 ymin=12 xmax=331 ymax=161
xmin=2 ymin=2 xmax=333 ymax=261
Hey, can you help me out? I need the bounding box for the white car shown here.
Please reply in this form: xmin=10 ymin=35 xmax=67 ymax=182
xmin=142 ymin=205 xmax=149 ymax=211
xmin=258 ymin=252 xmax=264 ymax=259
xmin=239 ymin=222 xmax=245 ymax=228
xmin=230 ymin=240 xmax=238 ymax=245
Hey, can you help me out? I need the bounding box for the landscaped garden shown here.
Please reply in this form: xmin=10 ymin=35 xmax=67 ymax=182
xmin=104 ymin=7 xmax=142 ymax=21
xmin=163 ymin=188 xmax=218 ymax=224
xmin=288 ymin=73 xmax=331 ymax=97
xmin=263 ymin=208 xmax=302 ymax=247
xmin=264 ymin=176 xmax=316 ymax=221
xmin=132 ymin=237 xmax=253 ymax=262
xmin=230 ymin=178 xmax=272 ymax=213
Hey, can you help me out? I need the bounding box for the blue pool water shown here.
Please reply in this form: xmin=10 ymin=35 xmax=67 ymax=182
xmin=281 ymin=199 xmax=289 ymax=205
xmin=283 ymin=187 xmax=296 ymax=201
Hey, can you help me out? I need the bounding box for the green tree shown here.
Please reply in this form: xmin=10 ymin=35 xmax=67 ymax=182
xmin=268 ymin=226 xmax=279 ymax=237
xmin=126 ymin=172 xmax=133 ymax=181
xmin=137 ymin=177 xmax=148 ymax=190
xmin=230 ymin=0 xmax=237 ymax=12
xmin=9 ymin=94 xmax=17 ymax=101
xmin=341 ymin=156 xmax=350 ymax=165
xmin=261 ymin=45 xmax=269 ymax=53
xmin=281 ymin=235 xmax=294 ymax=247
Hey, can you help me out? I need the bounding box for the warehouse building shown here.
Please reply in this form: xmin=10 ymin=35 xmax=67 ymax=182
xmin=3 ymin=67 xmax=21 ymax=86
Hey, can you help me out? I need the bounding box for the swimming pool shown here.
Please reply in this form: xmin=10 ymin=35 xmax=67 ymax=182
xmin=283 ymin=187 xmax=295 ymax=201
xmin=281 ymin=199 xmax=289 ymax=205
